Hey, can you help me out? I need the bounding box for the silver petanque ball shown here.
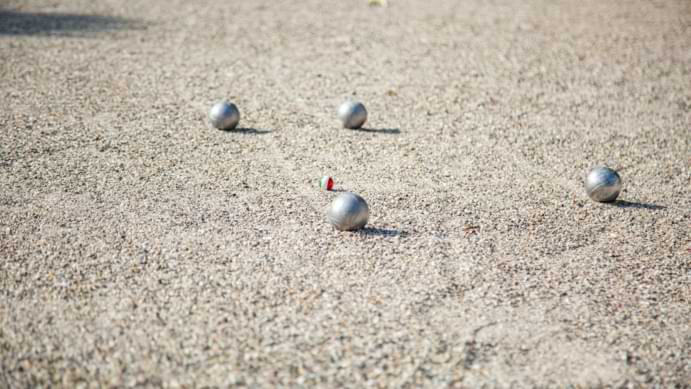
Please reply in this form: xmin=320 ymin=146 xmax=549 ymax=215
xmin=209 ymin=101 xmax=240 ymax=130
xmin=585 ymin=166 xmax=622 ymax=203
xmin=327 ymin=192 xmax=369 ymax=231
xmin=338 ymin=100 xmax=367 ymax=129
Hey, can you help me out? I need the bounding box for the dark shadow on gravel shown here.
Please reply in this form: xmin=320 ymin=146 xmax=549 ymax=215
xmin=222 ymin=127 xmax=272 ymax=135
xmin=612 ymin=200 xmax=666 ymax=210
xmin=357 ymin=227 xmax=406 ymax=237
xmin=349 ymin=127 xmax=400 ymax=134
xmin=0 ymin=10 xmax=144 ymax=36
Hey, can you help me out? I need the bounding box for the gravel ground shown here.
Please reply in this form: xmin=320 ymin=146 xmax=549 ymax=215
xmin=1 ymin=0 xmax=690 ymax=387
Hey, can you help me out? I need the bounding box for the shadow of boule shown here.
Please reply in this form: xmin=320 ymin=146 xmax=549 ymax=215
xmin=0 ymin=10 xmax=145 ymax=36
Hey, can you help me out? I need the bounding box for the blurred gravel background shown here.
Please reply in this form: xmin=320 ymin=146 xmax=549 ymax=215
xmin=1 ymin=0 xmax=689 ymax=386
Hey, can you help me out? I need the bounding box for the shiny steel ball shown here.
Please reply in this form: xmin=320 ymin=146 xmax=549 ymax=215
xmin=338 ymin=101 xmax=367 ymax=129
xmin=209 ymin=101 xmax=240 ymax=130
xmin=327 ymin=192 xmax=369 ymax=231
xmin=585 ymin=166 xmax=622 ymax=203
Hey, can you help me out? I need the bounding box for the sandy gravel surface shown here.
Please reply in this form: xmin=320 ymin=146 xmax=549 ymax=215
xmin=1 ymin=0 xmax=690 ymax=387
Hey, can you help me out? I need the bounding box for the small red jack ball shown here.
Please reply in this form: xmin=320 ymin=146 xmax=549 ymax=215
xmin=319 ymin=176 xmax=334 ymax=191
